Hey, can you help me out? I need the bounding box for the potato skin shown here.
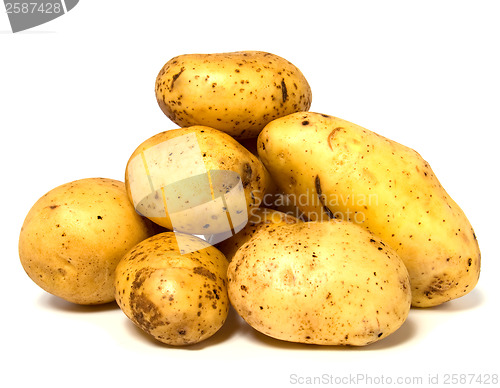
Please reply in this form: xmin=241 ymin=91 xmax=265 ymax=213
xmin=216 ymin=207 xmax=298 ymax=261
xmin=18 ymin=178 xmax=156 ymax=305
xmin=114 ymin=232 xmax=229 ymax=345
xmin=257 ymin=112 xmax=481 ymax=307
xmin=228 ymin=220 xmax=411 ymax=346
xmin=155 ymin=51 xmax=312 ymax=139
xmin=125 ymin=126 xmax=270 ymax=233
xmin=238 ymin=137 xmax=306 ymax=219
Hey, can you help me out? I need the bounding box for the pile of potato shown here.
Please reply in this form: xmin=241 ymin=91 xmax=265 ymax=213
xmin=19 ymin=51 xmax=480 ymax=347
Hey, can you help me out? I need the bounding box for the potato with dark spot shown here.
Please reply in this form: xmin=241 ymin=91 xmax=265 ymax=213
xmin=18 ymin=178 xmax=156 ymax=305
xmin=125 ymin=126 xmax=271 ymax=234
xmin=238 ymin=137 xmax=306 ymax=219
xmin=257 ymin=112 xmax=481 ymax=307
xmin=155 ymin=51 xmax=312 ymax=139
xmin=228 ymin=220 xmax=411 ymax=346
xmin=216 ymin=207 xmax=299 ymax=261
xmin=114 ymin=232 xmax=229 ymax=345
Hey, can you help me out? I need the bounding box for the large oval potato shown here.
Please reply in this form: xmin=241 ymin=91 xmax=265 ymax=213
xmin=228 ymin=220 xmax=411 ymax=346
xmin=125 ymin=126 xmax=271 ymax=237
xmin=19 ymin=178 xmax=156 ymax=305
xmin=257 ymin=112 xmax=481 ymax=307
xmin=155 ymin=51 xmax=312 ymax=139
xmin=114 ymin=232 xmax=229 ymax=346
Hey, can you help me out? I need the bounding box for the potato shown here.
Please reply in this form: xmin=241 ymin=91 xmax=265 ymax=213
xmin=155 ymin=51 xmax=312 ymax=139
xmin=257 ymin=112 xmax=481 ymax=307
xmin=238 ymin=137 xmax=306 ymax=219
xmin=125 ymin=126 xmax=270 ymax=239
xmin=228 ymin=220 xmax=411 ymax=346
xmin=18 ymin=178 xmax=156 ymax=305
xmin=216 ymin=207 xmax=298 ymax=261
xmin=114 ymin=232 xmax=229 ymax=345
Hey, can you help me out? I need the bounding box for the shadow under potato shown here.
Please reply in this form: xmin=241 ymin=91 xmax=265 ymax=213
xmin=413 ymin=287 xmax=485 ymax=313
xmin=238 ymin=315 xmax=417 ymax=352
xmin=37 ymin=287 xmax=485 ymax=349
xmin=38 ymin=292 xmax=119 ymax=313
xmin=123 ymin=306 xmax=246 ymax=350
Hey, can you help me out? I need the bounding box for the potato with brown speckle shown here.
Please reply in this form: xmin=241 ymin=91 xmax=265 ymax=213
xmin=125 ymin=126 xmax=271 ymax=235
xmin=228 ymin=220 xmax=411 ymax=346
xmin=114 ymin=232 xmax=229 ymax=345
xmin=216 ymin=207 xmax=299 ymax=261
xmin=257 ymin=112 xmax=481 ymax=307
xmin=155 ymin=51 xmax=312 ymax=139
xmin=18 ymin=178 xmax=156 ymax=305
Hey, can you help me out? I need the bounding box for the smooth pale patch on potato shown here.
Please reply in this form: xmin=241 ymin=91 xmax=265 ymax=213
xmin=228 ymin=220 xmax=411 ymax=346
xmin=114 ymin=232 xmax=229 ymax=346
xmin=155 ymin=51 xmax=312 ymax=139
xmin=18 ymin=178 xmax=156 ymax=305
xmin=125 ymin=126 xmax=271 ymax=237
xmin=257 ymin=112 xmax=481 ymax=307
xmin=216 ymin=207 xmax=298 ymax=261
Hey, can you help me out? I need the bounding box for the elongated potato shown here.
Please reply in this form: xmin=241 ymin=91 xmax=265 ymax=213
xmin=228 ymin=220 xmax=411 ymax=346
xmin=155 ymin=51 xmax=312 ymax=139
xmin=257 ymin=112 xmax=481 ymax=307
xmin=125 ymin=126 xmax=270 ymax=237
xmin=114 ymin=232 xmax=229 ymax=345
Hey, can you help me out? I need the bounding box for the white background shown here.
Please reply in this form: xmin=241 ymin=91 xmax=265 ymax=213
xmin=2 ymin=1 xmax=499 ymax=387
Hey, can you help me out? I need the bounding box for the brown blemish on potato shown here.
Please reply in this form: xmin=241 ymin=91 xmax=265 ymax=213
xmin=327 ymin=127 xmax=343 ymax=151
xmin=314 ymin=175 xmax=335 ymax=219
xmin=170 ymin=67 xmax=185 ymax=90
xmin=193 ymin=266 xmax=216 ymax=281
xmin=281 ymin=79 xmax=288 ymax=103
xmin=130 ymin=291 xmax=164 ymax=334
xmin=424 ymin=275 xmax=454 ymax=298
xmin=131 ymin=267 xmax=152 ymax=290
xmin=242 ymin=163 xmax=253 ymax=188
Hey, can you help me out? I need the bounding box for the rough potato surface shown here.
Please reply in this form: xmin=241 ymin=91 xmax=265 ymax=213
xmin=228 ymin=220 xmax=411 ymax=346
xmin=125 ymin=126 xmax=271 ymax=232
xmin=155 ymin=51 xmax=312 ymax=139
xmin=115 ymin=232 xmax=229 ymax=346
xmin=216 ymin=208 xmax=298 ymax=261
xmin=258 ymin=112 xmax=481 ymax=307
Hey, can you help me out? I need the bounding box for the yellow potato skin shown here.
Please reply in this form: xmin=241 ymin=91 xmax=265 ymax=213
xmin=155 ymin=51 xmax=312 ymax=139
xmin=228 ymin=220 xmax=411 ymax=346
xmin=125 ymin=126 xmax=271 ymax=231
xmin=216 ymin=208 xmax=298 ymax=261
xmin=114 ymin=232 xmax=229 ymax=346
xmin=18 ymin=178 xmax=156 ymax=305
xmin=257 ymin=112 xmax=481 ymax=307
xmin=238 ymin=137 xmax=306 ymax=219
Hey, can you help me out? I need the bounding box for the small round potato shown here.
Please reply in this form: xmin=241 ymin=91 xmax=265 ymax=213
xmin=114 ymin=232 xmax=229 ymax=346
xmin=155 ymin=51 xmax=312 ymax=139
xmin=19 ymin=178 xmax=156 ymax=305
xmin=228 ymin=220 xmax=411 ymax=346
xmin=217 ymin=207 xmax=298 ymax=261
